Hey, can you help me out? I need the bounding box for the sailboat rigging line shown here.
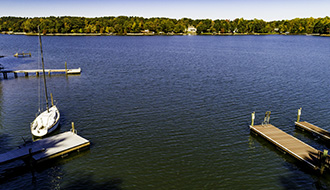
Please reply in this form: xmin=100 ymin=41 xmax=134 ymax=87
xmin=37 ymin=35 xmax=41 ymax=113
xmin=38 ymin=26 xmax=49 ymax=113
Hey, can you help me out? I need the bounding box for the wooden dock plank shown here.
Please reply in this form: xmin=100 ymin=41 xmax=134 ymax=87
xmin=295 ymin=121 xmax=330 ymax=140
xmin=251 ymin=124 xmax=320 ymax=170
xmin=0 ymin=131 xmax=89 ymax=165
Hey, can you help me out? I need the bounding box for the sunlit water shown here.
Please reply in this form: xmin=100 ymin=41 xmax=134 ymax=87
xmin=1 ymin=35 xmax=330 ymax=189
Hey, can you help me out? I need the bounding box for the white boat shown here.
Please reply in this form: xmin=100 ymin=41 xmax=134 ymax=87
xmin=31 ymin=26 xmax=60 ymax=137
xmin=31 ymin=105 xmax=60 ymax=137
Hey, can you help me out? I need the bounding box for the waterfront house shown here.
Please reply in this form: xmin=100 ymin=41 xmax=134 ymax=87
xmin=186 ymin=26 xmax=197 ymax=34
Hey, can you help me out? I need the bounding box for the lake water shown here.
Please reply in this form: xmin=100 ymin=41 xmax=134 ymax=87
xmin=1 ymin=35 xmax=330 ymax=189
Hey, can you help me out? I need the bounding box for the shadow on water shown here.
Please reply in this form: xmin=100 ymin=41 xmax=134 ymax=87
xmin=61 ymin=174 xmax=123 ymax=190
xmin=0 ymin=133 xmax=12 ymax=154
xmin=250 ymin=131 xmax=330 ymax=189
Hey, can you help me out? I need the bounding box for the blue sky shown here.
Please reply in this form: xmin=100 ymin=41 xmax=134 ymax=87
xmin=1 ymin=0 xmax=329 ymax=21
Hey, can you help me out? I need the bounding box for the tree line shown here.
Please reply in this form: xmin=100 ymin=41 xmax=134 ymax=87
xmin=0 ymin=16 xmax=330 ymax=35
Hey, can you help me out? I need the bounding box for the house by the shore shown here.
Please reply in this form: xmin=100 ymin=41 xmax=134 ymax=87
xmin=186 ymin=26 xmax=197 ymax=35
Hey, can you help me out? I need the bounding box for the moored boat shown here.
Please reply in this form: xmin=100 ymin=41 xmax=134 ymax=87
xmin=31 ymin=26 xmax=61 ymax=137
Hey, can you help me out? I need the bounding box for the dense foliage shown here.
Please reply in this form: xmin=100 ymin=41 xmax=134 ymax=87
xmin=0 ymin=16 xmax=330 ymax=35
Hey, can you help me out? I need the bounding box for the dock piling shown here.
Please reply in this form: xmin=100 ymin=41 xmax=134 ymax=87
xmin=65 ymin=62 xmax=67 ymax=74
xmin=71 ymin=122 xmax=76 ymax=134
xmin=297 ymin=108 xmax=302 ymax=122
xmin=251 ymin=112 xmax=255 ymax=126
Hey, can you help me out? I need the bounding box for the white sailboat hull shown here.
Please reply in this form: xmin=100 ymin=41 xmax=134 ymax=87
xmin=31 ymin=105 xmax=60 ymax=137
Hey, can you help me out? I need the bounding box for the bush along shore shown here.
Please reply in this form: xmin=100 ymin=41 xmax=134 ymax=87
xmin=0 ymin=16 xmax=330 ymax=36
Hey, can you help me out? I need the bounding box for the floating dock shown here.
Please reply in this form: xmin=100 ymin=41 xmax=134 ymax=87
xmin=1 ymin=68 xmax=81 ymax=79
xmin=295 ymin=108 xmax=330 ymax=141
xmin=0 ymin=62 xmax=81 ymax=79
xmin=0 ymin=131 xmax=90 ymax=165
xmin=14 ymin=52 xmax=31 ymax=57
xmin=250 ymin=111 xmax=330 ymax=173
xmin=295 ymin=121 xmax=330 ymax=140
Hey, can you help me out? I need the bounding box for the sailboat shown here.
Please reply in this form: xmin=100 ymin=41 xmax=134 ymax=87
xmin=31 ymin=26 xmax=60 ymax=137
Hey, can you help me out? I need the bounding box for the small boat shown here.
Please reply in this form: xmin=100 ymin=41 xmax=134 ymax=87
xmin=31 ymin=26 xmax=60 ymax=137
xmin=31 ymin=104 xmax=60 ymax=137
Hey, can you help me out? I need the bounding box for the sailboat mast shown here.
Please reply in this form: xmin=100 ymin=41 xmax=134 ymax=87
xmin=38 ymin=26 xmax=49 ymax=112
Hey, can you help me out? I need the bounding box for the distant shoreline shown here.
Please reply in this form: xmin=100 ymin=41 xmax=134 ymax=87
xmin=1 ymin=32 xmax=329 ymax=37
xmin=2 ymin=16 xmax=330 ymax=37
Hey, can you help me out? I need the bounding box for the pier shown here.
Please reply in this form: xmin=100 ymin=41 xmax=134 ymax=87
xmin=295 ymin=108 xmax=330 ymax=141
xmin=250 ymin=111 xmax=330 ymax=173
xmin=14 ymin=52 xmax=31 ymax=57
xmin=0 ymin=129 xmax=90 ymax=165
xmin=0 ymin=62 xmax=81 ymax=79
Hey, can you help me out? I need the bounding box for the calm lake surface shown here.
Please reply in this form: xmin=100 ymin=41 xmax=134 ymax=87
xmin=1 ymin=35 xmax=330 ymax=189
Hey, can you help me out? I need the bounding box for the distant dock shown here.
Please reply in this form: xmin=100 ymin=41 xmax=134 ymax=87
xmin=14 ymin=52 xmax=31 ymax=57
xmin=0 ymin=62 xmax=81 ymax=79
xmin=250 ymin=111 xmax=330 ymax=173
xmin=0 ymin=130 xmax=90 ymax=165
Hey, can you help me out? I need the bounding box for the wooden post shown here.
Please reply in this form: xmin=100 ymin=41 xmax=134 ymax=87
xmin=297 ymin=108 xmax=302 ymax=122
xmin=262 ymin=111 xmax=271 ymax=125
xmin=48 ymin=70 xmax=51 ymax=76
xmin=65 ymin=62 xmax=67 ymax=74
xmin=14 ymin=72 xmax=18 ymax=78
xmin=251 ymin=112 xmax=255 ymax=126
xmin=24 ymin=72 xmax=28 ymax=77
xmin=71 ymin=122 xmax=75 ymax=133
xmin=36 ymin=72 xmax=39 ymax=76
xmin=3 ymin=72 xmax=7 ymax=79
xmin=50 ymin=93 xmax=54 ymax=106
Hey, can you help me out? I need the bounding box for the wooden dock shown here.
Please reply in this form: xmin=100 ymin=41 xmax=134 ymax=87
xmin=0 ymin=62 xmax=81 ymax=79
xmin=0 ymin=131 xmax=90 ymax=165
xmin=295 ymin=121 xmax=330 ymax=141
xmin=251 ymin=123 xmax=321 ymax=170
xmin=0 ymin=68 xmax=81 ymax=79
xmin=250 ymin=111 xmax=330 ymax=173
xmin=14 ymin=52 xmax=31 ymax=57
xmin=295 ymin=108 xmax=330 ymax=140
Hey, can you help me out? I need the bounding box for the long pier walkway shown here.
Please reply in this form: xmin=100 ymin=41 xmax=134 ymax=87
xmin=0 ymin=68 xmax=81 ymax=79
xmin=0 ymin=62 xmax=81 ymax=79
xmin=250 ymin=111 xmax=330 ymax=173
